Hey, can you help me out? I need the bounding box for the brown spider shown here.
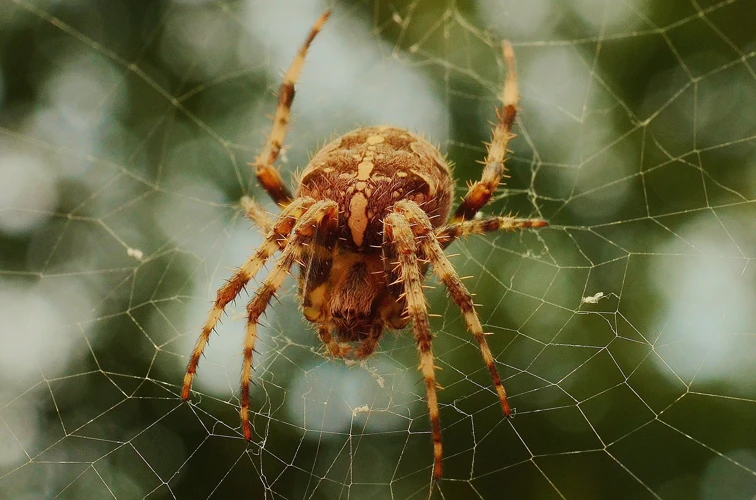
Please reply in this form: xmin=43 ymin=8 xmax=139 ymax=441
xmin=181 ymin=10 xmax=547 ymax=480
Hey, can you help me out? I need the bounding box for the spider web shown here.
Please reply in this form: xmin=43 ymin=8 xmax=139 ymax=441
xmin=1 ymin=0 xmax=755 ymax=498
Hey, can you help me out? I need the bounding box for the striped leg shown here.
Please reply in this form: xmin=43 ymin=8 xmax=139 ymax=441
xmin=240 ymin=200 xmax=338 ymax=440
xmin=252 ymin=10 xmax=330 ymax=206
xmin=181 ymin=197 xmax=314 ymax=401
xmin=397 ymin=200 xmax=514 ymax=417
xmin=454 ymin=41 xmax=518 ymax=222
xmin=436 ymin=214 xmax=547 ymax=249
xmin=384 ymin=210 xmax=444 ymax=480
xmin=241 ymin=195 xmax=274 ymax=235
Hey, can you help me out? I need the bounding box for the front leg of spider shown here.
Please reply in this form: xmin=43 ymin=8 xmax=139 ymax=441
xmin=181 ymin=197 xmax=314 ymax=401
xmin=238 ymin=200 xmax=338 ymax=439
xmin=251 ymin=11 xmax=330 ymax=207
xmin=384 ymin=210 xmax=445 ymax=480
xmin=396 ymin=200 xmax=519 ymax=417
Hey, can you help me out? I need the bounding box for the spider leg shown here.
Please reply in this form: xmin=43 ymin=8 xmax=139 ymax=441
xmin=296 ymin=198 xmax=355 ymax=359
xmin=436 ymin=214 xmax=547 ymax=249
xmin=397 ymin=200 xmax=515 ymax=417
xmin=384 ymin=210 xmax=444 ymax=480
xmin=453 ymin=41 xmax=518 ymax=222
xmin=252 ymin=10 xmax=330 ymax=207
xmin=241 ymin=196 xmax=274 ymax=235
xmin=181 ymin=197 xmax=315 ymax=401
xmin=240 ymin=199 xmax=338 ymax=440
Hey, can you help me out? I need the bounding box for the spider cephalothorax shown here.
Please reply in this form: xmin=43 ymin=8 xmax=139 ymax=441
xmin=181 ymin=10 xmax=547 ymax=480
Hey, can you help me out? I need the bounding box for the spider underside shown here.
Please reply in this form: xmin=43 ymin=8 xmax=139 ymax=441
xmin=181 ymin=10 xmax=547 ymax=481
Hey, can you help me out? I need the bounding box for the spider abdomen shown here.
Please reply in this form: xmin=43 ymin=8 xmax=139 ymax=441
xmin=296 ymin=126 xmax=454 ymax=252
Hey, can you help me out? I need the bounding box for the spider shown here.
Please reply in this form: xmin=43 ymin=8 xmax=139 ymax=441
xmin=181 ymin=10 xmax=547 ymax=480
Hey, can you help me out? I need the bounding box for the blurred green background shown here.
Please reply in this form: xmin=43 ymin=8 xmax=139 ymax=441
xmin=1 ymin=0 xmax=755 ymax=498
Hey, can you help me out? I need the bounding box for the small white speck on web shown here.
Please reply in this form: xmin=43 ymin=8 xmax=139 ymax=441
xmin=286 ymin=355 xmax=410 ymax=435
xmin=127 ymin=247 xmax=144 ymax=260
xmin=361 ymin=361 xmax=386 ymax=388
xmin=581 ymin=292 xmax=605 ymax=304
xmin=352 ymin=405 xmax=370 ymax=416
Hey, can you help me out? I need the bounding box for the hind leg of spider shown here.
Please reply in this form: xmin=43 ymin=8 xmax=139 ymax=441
xmin=384 ymin=210 xmax=444 ymax=480
xmin=182 ymin=198 xmax=315 ymax=401
xmin=239 ymin=200 xmax=338 ymax=439
xmin=397 ymin=200 xmax=516 ymax=417
xmin=454 ymin=41 xmax=519 ymax=222
xmin=436 ymin=214 xmax=547 ymax=249
xmin=252 ymin=10 xmax=330 ymax=207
